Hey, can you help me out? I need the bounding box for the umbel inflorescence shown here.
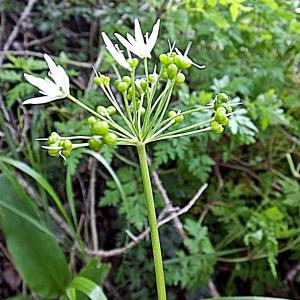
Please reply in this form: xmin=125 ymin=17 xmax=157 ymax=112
xmin=22 ymin=19 xmax=232 ymax=160
xmin=21 ymin=18 xmax=234 ymax=300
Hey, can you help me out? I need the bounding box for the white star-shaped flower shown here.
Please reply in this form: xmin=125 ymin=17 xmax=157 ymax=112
xmin=22 ymin=54 xmax=70 ymax=105
xmin=101 ymin=32 xmax=132 ymax=71
xmin=115 ymin=18 xmax=160 ymax=59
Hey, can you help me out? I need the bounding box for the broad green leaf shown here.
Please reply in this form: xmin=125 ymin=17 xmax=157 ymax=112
xmin=66 ymin=276 xmax=107 ymax=300
xmin=0 ymin=156 xmax=74 ymax=231
xmin=0 ymin=176 xmax=71 ymax=299
xmin=230 ymin=3 xmax=239 ymax=22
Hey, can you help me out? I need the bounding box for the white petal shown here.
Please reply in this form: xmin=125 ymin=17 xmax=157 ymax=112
xmin=126 ymin=33 xmax=137 ymax=45
xmin=101 ymin=32 xmax=131 ymax=70
xmin=57 ymin=65 xmax=70 ymax=94
xmin=134 ymin=19 xmax=145 ymax=47
xmin=22 ymin=95 xmax=60 ymax=105
xmin=115 ymin=33 xmax=138 ymax=56
xmin=147 ymin=19 xmax=160 ymax=55
xmin=24 ymin=73 xmax=56 ymax=95
xmin=44 ymin=54 xmax=62 ymax=87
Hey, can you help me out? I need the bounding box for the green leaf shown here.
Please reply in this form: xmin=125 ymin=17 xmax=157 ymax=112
xmin=66 ymin=276 xmax=107 ymax=300
xmin=5 ymin=297 xmax=33 ymax=300
xmin=205 ymin=298 xmax=291 ymax=300
xmin=0 ymin=156 xmax=74 ymax=231
xmin=0 ymin=176 xmax=71 ymax=298
xmin=230 ymin=3 xmax=239 ymax=22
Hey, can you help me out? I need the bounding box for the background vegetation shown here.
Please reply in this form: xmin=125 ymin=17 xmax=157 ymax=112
xmin=0 ymin=0 xmax=300 ymax=299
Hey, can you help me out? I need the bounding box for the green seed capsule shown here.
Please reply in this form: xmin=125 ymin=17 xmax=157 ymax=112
xmin=107 ymin=106 xmax=116 ymax=115
xmin=96 ymin=106 xmax=107 ymax=115
xmin=93 ymin=76 xmax=102 ymax=85
xmin=174 ymin=55 xmax=191 ymax=69
xmin=48 ymin=132 xmax=60 ymax=145
xmin=62 ymin=148 xmax=72 ymax=157
xmin=139 ymin=79 xmax=147 ymax=91
xmin=162 ymin=69 xmax=169 ymax=80
xmin=116 ymin=81 xmax=129 ymax=92
xmin=167 ymin=64 xmax=178 ymax=79
xmin=220 ymin=117 xmax=229 ymax=126
xmin=215 ymin=107 xmax=227 ymax=122
xmin=122 ymin=76 xmax=132 ymax=84
xmin=175 ymin=72 xmax=185 ymax=84
xmin=63 ymin=139 xmax=72 ymax=150
xmin=88 ymin=137 xmax=103 ymax=151
xmin=159 ymin=54 xmax=169 ymax=65
xmin=175 ymin=114 xmax=184 ymax=123
xmin=104 ymin=132 xmax=118 ymax=145
xmin=128 ymin=58 xmax=139 ymax=68
xmin=211 ymin=121 xmax=224 ymax=134
xmin=168 ymin=110 xmax=177 ymax=118
xmin=102 ymin=76 xmax=110 ymax=86
xmin=217 ymin=92 xmax=229 ymax=103
xmin=92 ymin=120 xmax=109 ymax=135
xmin=88 ymin=116 xmax=97 ymax=127
xmin=139 ymin=107 xmax=146 ymax=115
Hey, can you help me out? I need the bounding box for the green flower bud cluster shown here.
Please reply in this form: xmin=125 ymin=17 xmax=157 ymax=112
xmin=159 ymin=53 xmax=186 ymax=84
xmin=211 ymin=93 xmax=231 ymax=134
xmin=168 ymin=110 xmax=184 ymax=124
xmin=47 ymin=132 xmax=73 ymax=157
xmin=93 ymin=74 xmax=110 ymax=86
xmin=87 ymin=116 xmax=118 ymax=149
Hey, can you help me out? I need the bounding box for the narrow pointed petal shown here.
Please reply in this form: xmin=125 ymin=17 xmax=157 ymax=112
xmin=115 ymin=33 xmax=138 ymax=55
xmin=134 ymin=18 xmax=145 ymax=46
xmin=57 ymin=65 xmax=70 ymax=94
xmin=42 ymin=145 xmax=63 ymax=150
xmin=126 ymin=33 xmax=136 ymax=45
xmin=22 ymin=95 xmax=59 ymax=105
xmin=44 ymin=54 xmax=62 ymax=87
xmin=101 ymin=32 xmax=131 ymax=70
xmin=24 ymin=73 xmax=56 ymax=95
xmin=147 ymin=19 xmax=160 ymax=54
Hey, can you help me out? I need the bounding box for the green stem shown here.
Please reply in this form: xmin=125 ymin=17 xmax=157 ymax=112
xmin=137 ymin=144 xmax=167 ymax=300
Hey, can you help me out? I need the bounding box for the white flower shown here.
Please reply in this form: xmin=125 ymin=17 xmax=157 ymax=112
xmin=101 ymin=32 xmax=132 ymax=71
xmin=22 ymin=54 xmax=70 ymax=105
xmin=175 ymin=42 xmax=205 ymax=69
xmin=115 ymin=18 xmax=160 ymax=59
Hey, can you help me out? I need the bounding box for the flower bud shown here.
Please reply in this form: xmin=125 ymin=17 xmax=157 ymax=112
xmin=104 ymin=132 xmax=118 ymax=145
xmin=48 ymin=132 xmax=60 ymax=145
xmin=127 ymin=58 xmax=139 ymax=68
xmin=116 ymin=81 xmax=129 ymax=92
xmin=92 ymin=120 xmax=110 ymax=135
xmin=217 ymin=92 xmax=229 ymax=103
xmin=175 ymin=73 xmax=185 ymax=84
xmin=167 ymin=64 xmax=178 ymax=79
xmin=107 ymin=106 xmax=116 ymax=115
xmin=88 ymin=137 xmax=103 ymax=151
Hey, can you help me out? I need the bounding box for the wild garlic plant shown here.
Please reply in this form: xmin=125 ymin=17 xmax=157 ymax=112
xmin=22 ymin=19 xmax=232 ymax=300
